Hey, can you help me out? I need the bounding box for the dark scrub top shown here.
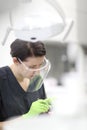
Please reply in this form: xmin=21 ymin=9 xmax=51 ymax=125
xmin=0 ymin=66 xmax=46 ymax=122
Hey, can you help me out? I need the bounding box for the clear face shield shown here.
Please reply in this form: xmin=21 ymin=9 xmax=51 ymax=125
xmin=18 ymin=57 xmax=51 ymax=92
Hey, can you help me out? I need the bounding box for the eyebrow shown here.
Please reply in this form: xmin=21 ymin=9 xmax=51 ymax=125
xmin=29 ymin=62 xmax=43 ymax=68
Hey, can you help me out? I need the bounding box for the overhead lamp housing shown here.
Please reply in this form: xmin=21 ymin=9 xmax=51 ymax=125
xmin=2 ymin=0 xmax=73 ymax=45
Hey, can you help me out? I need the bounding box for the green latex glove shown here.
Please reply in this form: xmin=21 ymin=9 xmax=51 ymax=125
xmin=23 ymin=98 xmax=52 ymax=118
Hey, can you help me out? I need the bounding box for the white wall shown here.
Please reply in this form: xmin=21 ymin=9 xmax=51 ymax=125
xmin=47 ymin=0 xmax=87 ymax=44
xmin=0 ymin=13 xmax=15 ymax=66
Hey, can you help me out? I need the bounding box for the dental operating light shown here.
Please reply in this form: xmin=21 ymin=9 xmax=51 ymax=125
xmin=1 ymin=0 xmax=73 ymax=45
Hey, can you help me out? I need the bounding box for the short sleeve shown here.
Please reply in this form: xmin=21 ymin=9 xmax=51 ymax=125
xmin=0 ymin=91 xmax=1 ymax=110
xmin=0 ymin=78 xmax=3 ymax=118
xmin=0 ymin=77 xmax=3 ymax=106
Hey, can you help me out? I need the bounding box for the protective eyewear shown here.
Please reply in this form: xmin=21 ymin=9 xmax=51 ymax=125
xmin=17 ymin=57 xmax=51 ymax=72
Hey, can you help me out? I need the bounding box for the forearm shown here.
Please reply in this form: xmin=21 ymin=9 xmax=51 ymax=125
xmin=0 ymin=115 xmax=23 ymax=128
xmin=0 ymin=121 xmax=5 ymax=130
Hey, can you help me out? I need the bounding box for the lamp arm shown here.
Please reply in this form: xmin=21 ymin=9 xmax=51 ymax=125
xmin=2 ymin=27 xmax=11 ymax=46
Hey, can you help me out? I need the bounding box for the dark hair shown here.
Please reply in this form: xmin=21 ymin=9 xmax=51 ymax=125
xmin=10 ymin=39 xmax=46 ymax=61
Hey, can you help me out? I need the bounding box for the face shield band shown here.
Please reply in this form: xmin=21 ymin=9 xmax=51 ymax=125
xmin=18 ymin=57 xmax=51 ymax=92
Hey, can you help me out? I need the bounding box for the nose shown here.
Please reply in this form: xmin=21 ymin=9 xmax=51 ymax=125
xmin=33 ymin=70 xmax=40 ymax=75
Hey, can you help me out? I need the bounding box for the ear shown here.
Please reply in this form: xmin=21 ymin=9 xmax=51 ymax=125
xmin=12 ymin=57 xmax=19 ymax=64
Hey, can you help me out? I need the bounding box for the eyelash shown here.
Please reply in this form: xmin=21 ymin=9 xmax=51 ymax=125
xmin=29 ymin=64 xmax=43 ymax=69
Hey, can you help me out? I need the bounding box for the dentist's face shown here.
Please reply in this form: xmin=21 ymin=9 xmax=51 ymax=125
xmin=18 ymin=56 xmax=45 ymax=79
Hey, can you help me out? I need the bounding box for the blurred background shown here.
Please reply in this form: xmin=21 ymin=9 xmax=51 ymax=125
xmin=0 ymin=0 xmax=87 ymax=129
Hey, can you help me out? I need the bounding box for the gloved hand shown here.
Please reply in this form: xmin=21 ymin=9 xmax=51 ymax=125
xmin=22 ymin=98 xmax=52 ymax=118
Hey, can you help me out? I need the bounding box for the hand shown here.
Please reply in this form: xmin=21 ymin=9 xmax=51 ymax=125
xmin=22 ymin=98 xmax=52 ymax=118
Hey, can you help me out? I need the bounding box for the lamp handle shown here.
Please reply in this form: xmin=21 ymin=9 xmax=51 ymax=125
xmin=2 ymin=27 xmax=11 ymax=46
